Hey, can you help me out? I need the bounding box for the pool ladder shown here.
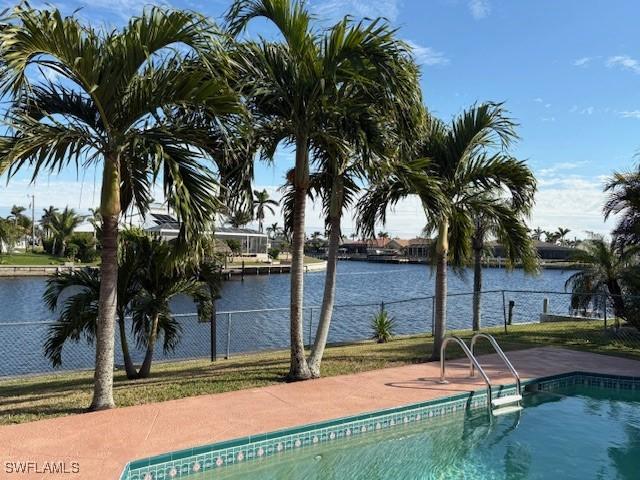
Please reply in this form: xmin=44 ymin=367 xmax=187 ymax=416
xmin=439 ymin=333 xmax=522 ymax=416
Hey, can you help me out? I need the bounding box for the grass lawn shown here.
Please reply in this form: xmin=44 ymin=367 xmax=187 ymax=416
xmin=1 ymin=321 xmax=638 ymax=425
xmin=0 ymin=252 xmax=68 ymax=265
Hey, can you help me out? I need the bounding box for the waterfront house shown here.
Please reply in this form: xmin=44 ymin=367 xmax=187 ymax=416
xmin=490 ymin=240 xmax=576 ymax=262
xmin=138 ymin=204 xmax=270 ymax=259
xmin=405 ymin=238 xmax=432 ymax=259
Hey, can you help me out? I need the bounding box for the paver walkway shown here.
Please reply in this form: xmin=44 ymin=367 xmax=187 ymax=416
xmin=1 ymin=347 xmax=639 ymax=479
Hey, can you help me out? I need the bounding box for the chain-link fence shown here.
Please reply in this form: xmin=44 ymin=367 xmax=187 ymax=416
xmin=1 ymin=289 xmax=639 ymax=378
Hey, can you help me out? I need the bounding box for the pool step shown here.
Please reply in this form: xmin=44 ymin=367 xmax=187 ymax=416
xmin=491 ymin=394 xmax=523 ymax=408
xmin=492 ymin=405 xmax=523 ymax=416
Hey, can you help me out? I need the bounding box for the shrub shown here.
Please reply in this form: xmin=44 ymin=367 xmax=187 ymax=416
xmin=65 ymin=243 xmax=80 ymax=260
xmin=67 ymin=234 xmax=98 ymax=263
xmin=225 ymin=239 xmax=242 ymax=255
xmin=42 ymin=238 xmax=55 ymax=255
xmin=268 ymin=247 xmax=280 ymax=261
xmin=371 ymin=310 xmax=395 ymax=343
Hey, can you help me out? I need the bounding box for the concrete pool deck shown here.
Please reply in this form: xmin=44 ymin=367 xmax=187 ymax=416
xmin=1 ymin=346 xmax=639 ymax=479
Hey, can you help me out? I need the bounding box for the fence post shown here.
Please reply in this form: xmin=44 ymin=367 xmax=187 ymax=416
xmin=501 ymin=290 xmax=507 ymax=332
xmin=308 ymin=308 xmax=314 ymax=346
xmin=225 ymin=312 xmax=232 ymax=359
xmin=508 ymin=300 xmax=515 ymax=326
xmin=210 ymin=310 xmax=217 ymax=362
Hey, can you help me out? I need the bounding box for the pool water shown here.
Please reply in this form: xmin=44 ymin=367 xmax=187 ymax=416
xmin=196 ymin=386 xmax=640 ymax=480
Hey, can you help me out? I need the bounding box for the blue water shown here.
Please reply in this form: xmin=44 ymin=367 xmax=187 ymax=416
xmin=206 ymin=386 xmax=640 ymax=479
xmin=0 ymin=262 xmax=578 ymax=376
xmin=0 ymin=261 xmax=573 ymax=323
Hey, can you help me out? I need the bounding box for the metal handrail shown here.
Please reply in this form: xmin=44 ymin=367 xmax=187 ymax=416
xmin=439 ymin=335 xmax=493 ymax=408
xmin=470 ymin=333 xmax=521 ymax=395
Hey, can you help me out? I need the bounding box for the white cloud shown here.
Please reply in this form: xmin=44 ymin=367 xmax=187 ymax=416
xmin=311 ymin=0 xmax=401 ymax=23
xmin=580 ymin=106 xmax=594 ymax=115
xmin=468 ymin=0 xmax=490 ymax=19
xmin=540 ymin=116 xmax=556 ymax=123
xmin=537 ymin=161 xmax=587 ymax=177
xmin=607 ymin=55 xmax=640 ymax=74
xmin=533 ymin=97 xmax=543 ymax=103
xmin=406 ymin=40 xmax=449 ymax=66
xmin=618 ymin=110 xmax=640 ymax=119
xmin=531 ymin=175 xmax=609 ymax=235
xmin=573 ymin=57 xmax=592 ymax=67
xmin=544 ymin=103 xmax=551 ymax=109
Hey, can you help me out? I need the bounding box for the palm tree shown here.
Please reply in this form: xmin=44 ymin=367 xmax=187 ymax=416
xmin=266 ymin=222 xmax=281 ymax=239
xmin=565 ymin=234 xmax=638 ymax=324
xmin=556 ymin=227 xmax=571 ymax=245
xmin=227 ymin=0 xmax=419 ymax=380
xmin=40 ymin=206 xmax=59 ymax=240
xmin=43 ymin=230 xmax=216 ymax=378
xmin=378 ymin=231 xmax=389 ymax=241
xmin=131 ymin=236 xmax=206 ymax=378
xmin=253 ymin=189 xmax=278 ymax=232
xmin=48 ymin=207 xmax=82 ymax=256
xmin=604 ymin=170 xmax=640 ymax=249
xmin=0 ymin=6 xmax=241 ymax=409
xmin=87 ymin=207 xmax=102 ymax=240
xmin=9 ymin=205 xmax=26 ymax=227
xmin=530 ymin=226 xmax=544 ymax=241
xmin=225 ymin=209 xmax=253 ymax=228
xmin=470 ymin=196 xmax=538 ymax=331
xmin=359 ymin=103 xmax=533 ymax=359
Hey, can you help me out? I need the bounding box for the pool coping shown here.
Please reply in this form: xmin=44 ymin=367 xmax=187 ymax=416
xmin=120 ymin=370 xmax=640 ymax=480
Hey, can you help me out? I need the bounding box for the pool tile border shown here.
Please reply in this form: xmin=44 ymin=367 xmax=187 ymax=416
xmin=120 ymin=371 xmax=640 ymax=480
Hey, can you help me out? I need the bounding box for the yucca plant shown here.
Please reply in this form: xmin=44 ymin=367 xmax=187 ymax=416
xmin=371 ymin=310 xmax=395 ymax=343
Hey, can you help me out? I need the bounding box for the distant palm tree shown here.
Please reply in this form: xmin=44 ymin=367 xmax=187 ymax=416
xmin=565 ymin=235 xmax=638 ymax=323
xmin=253 ymin=189 xmax=278 ymax=233
xmin=40 ymin=206 xmax=59 ymax=240
xmin=87 ymin=207 xmax=102 ymax=239
xmin=0 ymin=5 xmax=242 ymax=409
xmin=225 ymin=210 xmax=253 ymax=229
xmin=530 ymin=227 xmax=544 ymax=241
xmin=378 ymin=231 xmax=389 ymax=240
xmin=49 ymin=207 xmax=82 ymax=256
xmin=10 ymin=205 xmax=26 ymax=226
xmin=556 ymin=227 xmax=571 ymax=245
xmin=266 ymin=222 xmax=281 ymax=239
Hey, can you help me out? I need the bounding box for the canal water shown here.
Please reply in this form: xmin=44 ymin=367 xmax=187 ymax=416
xmin=0 ymin=262 xmax=576 ymax=376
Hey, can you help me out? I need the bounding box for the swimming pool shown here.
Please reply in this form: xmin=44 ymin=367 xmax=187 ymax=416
xmin=121 ymin=372 xmax=640 ymax=479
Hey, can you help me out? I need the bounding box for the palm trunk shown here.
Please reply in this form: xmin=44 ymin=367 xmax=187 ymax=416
xmin=288 ymin=134 xmax=311 ymax=381
xmin=137 ymin=313 xmax=160 ymax=379
xmin=90 ymin=155 xmax=120 ymax=410
xmin=472 ymin=242 xmax=483 ymax=332
xmin=608 ymin=280 xmax=626 ymax=327
xmin=308 ymin=177 xmax=343 ymax=377
xmin=430 ymin=219 xmax=449 ymax=361
xmin=117 ymin=314 xmax=137 ymax=380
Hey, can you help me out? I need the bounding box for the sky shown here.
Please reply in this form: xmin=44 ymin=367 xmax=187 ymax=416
xmin=0 ymin=0 xmax=639 ymax=239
